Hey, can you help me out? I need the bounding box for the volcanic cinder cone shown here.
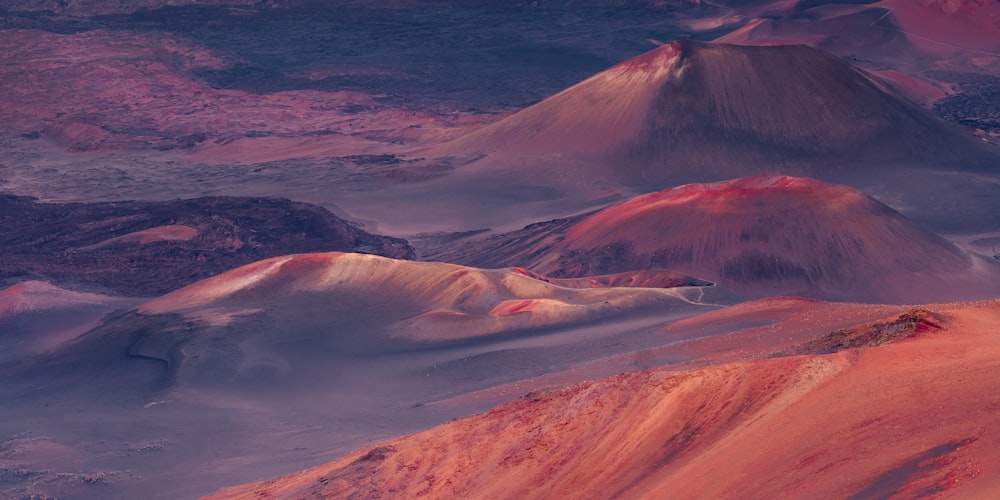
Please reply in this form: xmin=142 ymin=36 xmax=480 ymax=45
xmin=428 ymin=175 xmax=1000 ymax=304
xmin=431 ymin=39 xmax=996 ymax=189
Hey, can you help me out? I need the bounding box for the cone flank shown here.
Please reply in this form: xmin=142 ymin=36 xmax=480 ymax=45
xmin=428 ymin=176 xmax=1000 ymax=304
xmin=435 ymin=40 xmax=996 ymax=190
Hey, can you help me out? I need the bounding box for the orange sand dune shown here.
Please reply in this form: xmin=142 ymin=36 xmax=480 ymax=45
xmin=115 ymin=252 xmax=732 ymax=399
xmin=206 ymin=299 xmax=1000 ymax=499
xmin=0 ymin=253 xmax=730 ymax=499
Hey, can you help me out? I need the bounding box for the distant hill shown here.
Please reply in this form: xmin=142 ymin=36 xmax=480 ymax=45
xmin=429 ymin=40 xmax=996 ymax=190
xmin=0 ymin=195 xmax=414 ymax=296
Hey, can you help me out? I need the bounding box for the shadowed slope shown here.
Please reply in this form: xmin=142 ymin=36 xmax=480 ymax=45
xmin=427 ymin=176 xmax=1000 ymax=303
xmin=716 ymin=3 xmax=915 ymax=65
xmin=206 ymin=299 xmax=1000 ymax=499
xmin=0 ymin=281 xmax=139 ymax=365
xmin=712 ymin=1 xmax=1000 ymax=149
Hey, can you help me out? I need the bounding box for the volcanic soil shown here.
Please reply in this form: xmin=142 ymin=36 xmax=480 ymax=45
xmin=208 ymin=299 xmax=1000 ymax=499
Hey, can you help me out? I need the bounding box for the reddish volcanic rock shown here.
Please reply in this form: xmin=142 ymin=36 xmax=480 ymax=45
xmin=427 ymin=176 xmax=1000 ymax=303
xmin=655 ymin=297 xmax=907 ymax=366
xmin=205 ymin=299 xmax=1000 ymax=499
xmin=776 ymin=307 xmax=943 ymax=355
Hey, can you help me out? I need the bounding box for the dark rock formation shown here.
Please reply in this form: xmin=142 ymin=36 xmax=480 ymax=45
xmin=0 ymin=195 xmax=414 ymax=295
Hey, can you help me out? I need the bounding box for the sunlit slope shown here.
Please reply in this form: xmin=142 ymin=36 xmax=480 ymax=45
xmin=207 ymin=299 xmax=1000 ymax=499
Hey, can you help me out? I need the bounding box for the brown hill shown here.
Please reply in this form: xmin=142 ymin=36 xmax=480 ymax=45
xmin=0 ymin=195 xmax=414 ymax=296
xmin=206 ymin=299 xmax=1000 ymax=499
xmin=429 ymin=39 xmax=997 ymax=190
xmin=426 ymin=176 xmax=1000 ymax=303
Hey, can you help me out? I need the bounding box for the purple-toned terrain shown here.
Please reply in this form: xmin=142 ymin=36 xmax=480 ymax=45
xmin=1 ymin=1 xmax=999 ymax=498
